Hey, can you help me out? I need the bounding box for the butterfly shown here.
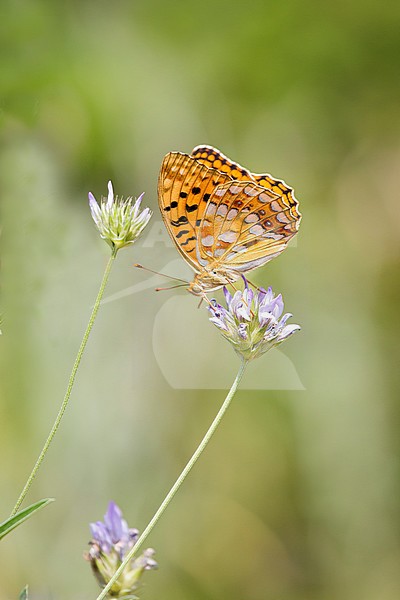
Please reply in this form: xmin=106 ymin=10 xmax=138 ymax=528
xmin=158 ymin=145 xmax=301 ymax=296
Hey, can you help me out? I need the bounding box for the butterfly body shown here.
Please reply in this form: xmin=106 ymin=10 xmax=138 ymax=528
xmin=158 ymin=146 xmax=301 ymax=296
xmin=188 ymin=269 xmax=239 ymax=296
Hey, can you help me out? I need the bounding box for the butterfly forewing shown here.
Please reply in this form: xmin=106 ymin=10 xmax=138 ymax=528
xmin=192 ymin=145 xmax=253 ymax=180
xmin=192 ymin=145 xmax=300 ymax=217
xmin=158 ymin=152 xmax=232 ymax=270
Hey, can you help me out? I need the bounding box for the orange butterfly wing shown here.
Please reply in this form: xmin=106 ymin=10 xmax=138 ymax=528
xmin=197 ymin=180 xmax=299 ymax=273
xmin=192 ymin=144 xmax=301 ymax=219
xmin=158 ymin=152 xmax=232 ymax=272
xmin=159 ymin=146 xmax=301 ymax=285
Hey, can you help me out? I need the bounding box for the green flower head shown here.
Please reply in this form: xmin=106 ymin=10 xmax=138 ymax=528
xmin=89 ymin=181 xmax=152 ymax=251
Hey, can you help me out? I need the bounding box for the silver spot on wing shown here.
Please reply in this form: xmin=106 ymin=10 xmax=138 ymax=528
xmin=201 ymin=235 xmax=214 ymax=247
xmin=218 ymin=231 xmax=237 ymax=243
xmin=229 ymin=185 xmax=242 ymax=194
xmin=277 ymin=213 xmax=291 ymax=224
xmin=259 ymin=192 xmax=274 ymax=203
xmin=244 ymin=213 xmax=259 ymax=224
xmin=244 ymin=186 xmax=259 ymax=196
xmin=216 ymin=204 xmax=228 ymax=217
xmin=264 ymin=232 xmax=284 ymax=240
xmin=227 ymin=208 xmax=238 ymax=220
xmin=249 ymin=224 xmax=264 ymax=236
xmin=270 ymin=200 xmax=281 ymax=212
xmin=205 ymin=202 xmax=217 ymax=217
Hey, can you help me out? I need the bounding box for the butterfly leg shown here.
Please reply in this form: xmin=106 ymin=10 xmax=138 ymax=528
xmin=246 ymin=278 xmax=263 ymax=293
xmin=230 ymin=279 xmax=257 ymax=318
xmin=199 ymin=293 xmax=214 ymax=309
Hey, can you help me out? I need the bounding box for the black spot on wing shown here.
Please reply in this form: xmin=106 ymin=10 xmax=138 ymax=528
xmin=176 ymin=229 xmax=190 ymax=239
xmin=171 ymin=215 xmax=189 ymax=227
xmin=181 ymin=236 xmax=196 ymax=247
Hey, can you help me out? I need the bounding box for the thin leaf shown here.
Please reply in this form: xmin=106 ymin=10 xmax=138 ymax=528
xmin=19 ymin=585 xmax=28 ymax=600
xmin=0 ymin=498 xmax=54 ymax=540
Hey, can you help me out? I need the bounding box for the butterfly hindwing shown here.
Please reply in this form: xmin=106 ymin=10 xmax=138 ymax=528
xmin=198 ymin=179 xmax=299 ymax=272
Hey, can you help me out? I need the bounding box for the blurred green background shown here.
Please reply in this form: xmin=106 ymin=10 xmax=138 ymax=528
xmin=1 ymin=1 xmax=400 ymax=599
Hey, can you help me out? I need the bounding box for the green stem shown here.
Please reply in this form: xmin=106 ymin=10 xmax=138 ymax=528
xmin=10 ymin=249 xmax=118 ymax=517
xmin=95 ymin=358 xmax=247 ymax=600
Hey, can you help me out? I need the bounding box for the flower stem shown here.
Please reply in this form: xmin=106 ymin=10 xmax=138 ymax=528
xmin=10 ymin=249 xmax=118 ymax=517
xmin=95 ymin=358 xmax=247 ymax=600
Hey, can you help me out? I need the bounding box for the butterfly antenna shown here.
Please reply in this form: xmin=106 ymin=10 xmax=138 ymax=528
xmin=134 ymin=263 xmax=188 ymax=285
xmin=155 ymin=283 xmax=187 ymax=292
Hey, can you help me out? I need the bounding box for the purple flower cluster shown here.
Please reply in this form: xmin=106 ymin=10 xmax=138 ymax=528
xmin=89 ymin=501 xmax=140 ymax=560
xmin=209 ymin=279 xmax=300 ymax=361
xmin=86 ymin=501 xmax=157 ymax=598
